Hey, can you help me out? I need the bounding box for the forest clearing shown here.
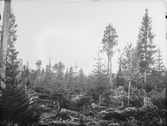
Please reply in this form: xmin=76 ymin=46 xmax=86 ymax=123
xmin=0 ymin=0 xmax=166 ymax=126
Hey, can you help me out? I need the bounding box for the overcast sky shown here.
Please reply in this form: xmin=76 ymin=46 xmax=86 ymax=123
xmin=0 ymin=0 xmax=166 ymax=75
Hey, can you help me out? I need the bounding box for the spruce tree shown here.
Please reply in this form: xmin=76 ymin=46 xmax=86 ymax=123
xmin=93 ymin=48 xmax=104 ymax=75
xmin=1 ymin=9 xmax=40 ymax=125
xmin=137 ymin=9 xmax=157 ymax=84
xmin=67 ymin=67 xmax=75 ymax=93
xmin=116 ymin=66 xmax=125 ymax=87
xmin=87 ymin=49 xmax=110 ymax=103
xmin=154 ymin=48 xmax=165 ymax=72
xmin=77 ymin=68 xmax=86 ymax=91
xmin=151 ymin=48 xmax=166 ymax=91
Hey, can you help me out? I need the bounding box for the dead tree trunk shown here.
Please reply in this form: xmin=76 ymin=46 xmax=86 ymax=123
xmin=109 ymin=56 xmax=113 ymax=88
xmin=1 ymin=0 xmax=11 ymax=88
xmin=107 ymin=56 xmax=109 ymax=75
xmin=127 ymin=79 xmax=131 ymax=106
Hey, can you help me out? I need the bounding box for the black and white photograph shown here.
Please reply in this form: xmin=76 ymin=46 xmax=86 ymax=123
xmin=0 ymin=0 xmax=166 ymax=125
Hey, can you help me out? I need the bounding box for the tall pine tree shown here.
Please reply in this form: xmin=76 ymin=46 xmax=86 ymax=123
xmin=101 ymin=24 xmax=118 ymax=88
xmin=137 ymin=9 xmax=157 ymax=84
xmin=1 ymin=9 xmax=40 ymax=125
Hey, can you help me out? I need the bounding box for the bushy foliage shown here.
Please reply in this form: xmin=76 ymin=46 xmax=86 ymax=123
xmin=1 ymin=83 xmax=40 ymax=125
xmin=147 ymin=88 xmax=166 ymax=109
xmin=116 ymin=68 xmax=125 ymax=87
xmin=72 ymin=94 xmax=93 ymax=112
xmin=86 ymin=71 xmax=110 ymax=103
xmin=99 ymin=86 xmax=127 ymax=108
xmin=128 ymin=87 xmax=147 ymax=107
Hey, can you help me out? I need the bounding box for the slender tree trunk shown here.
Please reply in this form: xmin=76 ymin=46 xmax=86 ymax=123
xmin=144 ymin=31 xmax=147 ymax=85
xmin=144 ymin=68 xmax=147 ymax=84
xmin=1 ymin=0 xmax=11 ymax=88
xmin=109 ymin=56 xmax=113 ymax=88
xmin=127 ymin=79 xmax=131 ymax=106
xmin=107 ymin=55 xmax=109 ymax=75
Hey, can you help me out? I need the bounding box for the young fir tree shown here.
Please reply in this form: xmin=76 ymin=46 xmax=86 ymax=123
xmin=77 ymin=68 xmax=86 ymax=91
xmin=21 ymin=62 xmax=32 ymax=88
xmin=88 ymin=48 xmax=110 ymax=103
xmin=137 ymin=9 xmax=157 ymax=84
xmin=151 ymin=48 xmax=166 ymax=91
xmin=1 ymin=9 xmax=40 ymax=125
xmin=93 ymin=48 xmax=104 ymax=75
xmin=154 ymin=48 xmax=165 ymax=72
xmin=67 ymin=67 xmax=75 ymax=92
xmin=116 ymin=66 xmax=125 ymax=87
